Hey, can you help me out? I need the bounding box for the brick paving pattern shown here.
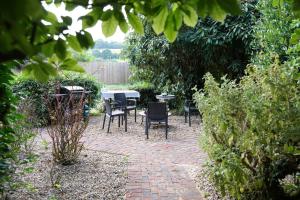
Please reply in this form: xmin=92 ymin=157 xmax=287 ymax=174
xmin=84 ymin=114 xmax=207 ymax=200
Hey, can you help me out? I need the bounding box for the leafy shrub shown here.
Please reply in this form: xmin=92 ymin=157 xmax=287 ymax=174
xmin=0 ymin=65 xmax=39 ymax=199
xmin=194 ymin=62 xmax=300 ymax=199
xmin=13 ymin=72 xmax=101 ymax=125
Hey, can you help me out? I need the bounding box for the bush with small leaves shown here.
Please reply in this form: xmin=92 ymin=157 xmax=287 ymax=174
xmin=194 ymin=61 xmax=300 ymax=199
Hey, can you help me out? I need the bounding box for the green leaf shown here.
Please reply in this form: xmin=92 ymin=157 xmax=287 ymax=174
xmin=114 ymin=10 xmax=128 ymax=33
xmin=127 ymin=12 xmax=144 ymax=34
xmin=76 ymin=31 xmax=95 ymax=49
xmin=164 ymin=13 xmax=178 ymax=42
xmin=62 ymin=16 xmax=72 ymax=26
xmin=290 ymin=29 xmax=300 ymax=44
xmin=28 ymin=63 xmax=49 ymax=82
xmin=174 ymin=9 xmax=183 ymax=30
xmin=45 ymin=0 xmax=53 ymax=4
xmin=292 ymin=0 xmax=300 ymax=17
xmin=41 ymin=41 xmax=56 ymax=57
xmin=272 ymin=0 xmax=284 ymax=7
xmin=40 ymin=62 xmax=57 ymax=76
xmin=152 ymin=6 xmax=169 ymax=34
xmin=80 ymin=9 xmax=102 ymax=29
xmin=102 ymin=15 xmax=118 ymax=37
xmin=209 ymin=2 xmax=227 ymax=22
xmin=119 ymin=21 xmax=129 ymax=33
xmin=60 ymin=59 xmax=85 ymax=72
xmin=197 ymin=1 xmax=208 ymax=18
xmin=81 ymin=15 xmax=95 ymax=29
xmin=65 ymin=2 xmax=76 ymax=11
xmin=23 ymin=63 xmax=36 ymax=77
xmin=216 ymin=0 xmax=241 ymax=15
xmin=45 ymin=12 xmax=58 ymax=24
xmin=67 ymin=35 xmax=82 ymax=52
xmin=23 ymin=61 xmax=57 ymax=81
xmin=101 ymin=10 xmax=113 ymax=21
xmin=54 ymin=39 xmax=67 ymax=60
xmin=40 ymin=62 xmax=58 ymax=76
xmin=182 ymin=5 xmax=198 ymax=27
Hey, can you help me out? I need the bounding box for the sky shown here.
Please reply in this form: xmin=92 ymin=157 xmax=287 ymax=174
xmin=42 ymin=2 xmax=127 ymax=42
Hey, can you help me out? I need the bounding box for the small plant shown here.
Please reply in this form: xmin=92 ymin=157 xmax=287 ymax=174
xmin=50 ymin=162 xmax=62 ymax=191
xmin=46 ymin=88 xmax=89 ymax=165
xmin=41 ymin=139 xmax=49 ymax=150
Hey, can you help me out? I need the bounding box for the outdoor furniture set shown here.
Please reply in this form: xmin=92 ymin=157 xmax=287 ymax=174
xmin=101 ymin=90 xmax=199 ymax=139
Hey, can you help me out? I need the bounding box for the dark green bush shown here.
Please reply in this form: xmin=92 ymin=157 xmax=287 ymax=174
xmin=13 ymin=72 xmax=101 ymax=125
xmin=129 ymin=82 xmax=159 ymax=108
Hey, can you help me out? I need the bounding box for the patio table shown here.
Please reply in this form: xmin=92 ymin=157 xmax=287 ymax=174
xmin=156 ymin=94 xmax=175 ymax=102
xmin=101 ymin=90 xmax=140 ymax=100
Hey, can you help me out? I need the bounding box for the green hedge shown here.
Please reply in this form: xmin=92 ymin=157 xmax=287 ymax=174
xmin=13 ymin=72 xmax=101 ymax=125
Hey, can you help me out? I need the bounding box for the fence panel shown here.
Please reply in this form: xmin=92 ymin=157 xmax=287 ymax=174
xmin=80 ymin=61 xmax=129 ymax=84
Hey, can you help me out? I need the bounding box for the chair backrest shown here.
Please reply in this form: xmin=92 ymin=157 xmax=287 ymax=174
xmin=104 ymin=99 xmax=112 ymax=115
xmin=185 ymin=99 xmax=196 ymax=107
xmin=147 ymin=102 xmax=167 ymax=121
xmin=114 ymin=93 xmax=126 ymax=108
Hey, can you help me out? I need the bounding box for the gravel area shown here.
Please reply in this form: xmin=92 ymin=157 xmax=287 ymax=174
xmin=9 ymin=148 xmax=128 ymax=200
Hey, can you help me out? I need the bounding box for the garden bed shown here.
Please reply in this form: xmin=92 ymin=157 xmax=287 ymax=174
xmin=9 ymin=149 xmax=128 ymax=200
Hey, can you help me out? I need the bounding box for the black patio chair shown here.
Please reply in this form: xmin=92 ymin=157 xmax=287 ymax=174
xmin=102 ymin=99 xmax=127 ymax=133
xmin=145 ymin=102 xmax=168 ymax=139
xmin=184 ymin=100 xmax=199 ymax=127
xmin=114 ymin=93 xmax=137 ymax=122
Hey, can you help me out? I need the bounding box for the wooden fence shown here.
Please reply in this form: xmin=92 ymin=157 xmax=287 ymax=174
xmin=80 ymin=61 xmax=129 ymax=84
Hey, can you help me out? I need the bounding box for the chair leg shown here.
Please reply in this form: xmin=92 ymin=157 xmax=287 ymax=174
xmin=121 ymin=115 xmax=123 ymax=125
xmin=118 ymin=116 xmax=120 ymax=127
xmin=184 ymin=111 xmax=187 ymax=123
xmin=165 ymin=119 xmax=168 ymax=139
xmin=145 ymin=117 xmax=149 ymax=139
xmin=102 ymin=114 xmax=106 ymax=129
xmin=124 ymin=114 xmax=127 ymax=132
xmin=188 ymin=112 xmax=191 ymax=127
xmin=107 ymin=116 xmax=111 ymax=133
xmin=134 ymin=108 xmax=137 ymax=122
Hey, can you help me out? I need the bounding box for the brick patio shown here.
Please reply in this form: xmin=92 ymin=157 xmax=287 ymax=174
xmin=84 ymin=114 xmax=207 ymax=200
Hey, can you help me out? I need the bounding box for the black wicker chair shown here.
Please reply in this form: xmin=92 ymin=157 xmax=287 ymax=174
xmin=114 ymin=93 xmax=137 ymax=122
xmin=145 ymin=102 xmax=168 ymax=139
xmin=102 ymin=99 xmax=127 ymax=133
xmin=184 ymin=100 xmax=199 ymax=127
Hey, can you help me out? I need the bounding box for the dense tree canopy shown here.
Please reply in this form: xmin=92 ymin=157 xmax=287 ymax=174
xmin=124 ymin=0 xmax=258 ymax=108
